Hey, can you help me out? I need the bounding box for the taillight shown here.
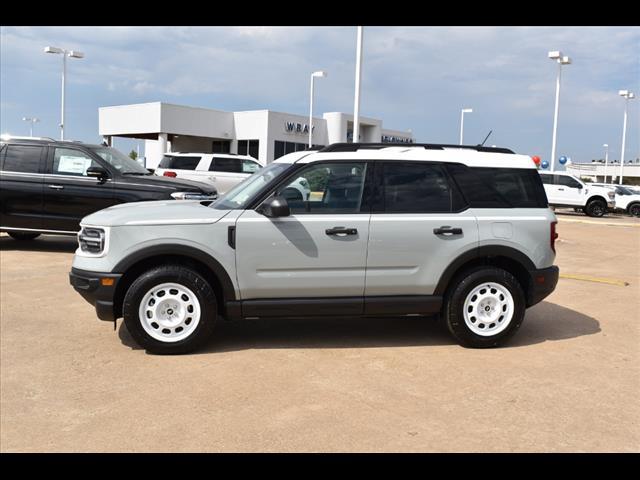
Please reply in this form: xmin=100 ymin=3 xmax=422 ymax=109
xmin=163 ymin=171 xmax=177 ymax=178
xmin=550 ymin=221 xmax=558 ymax=253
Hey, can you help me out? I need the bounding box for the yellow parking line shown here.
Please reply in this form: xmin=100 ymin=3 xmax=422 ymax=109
xmin=557 ymin=217 xmax=640 ymax=227
xmin=559 ymin=273 xmax=630 ymax=287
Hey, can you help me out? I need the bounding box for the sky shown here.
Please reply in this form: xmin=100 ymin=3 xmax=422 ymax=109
xmin=1 ymin=26 xmax=639 ymax=163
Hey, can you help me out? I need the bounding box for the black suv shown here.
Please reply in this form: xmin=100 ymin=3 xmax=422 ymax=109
xmin=0 ymin=137 xmax=217 ymax=239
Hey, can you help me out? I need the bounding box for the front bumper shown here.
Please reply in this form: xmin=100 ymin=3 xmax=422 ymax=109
xmin=527 ymin=266 xmax=559 ymax=307
xmin=69 ymin=268 xmax=122 ymax=321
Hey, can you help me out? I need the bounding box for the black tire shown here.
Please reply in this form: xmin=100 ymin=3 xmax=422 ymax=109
xmin=443 ymin=267 xmax=526 ymax=348
xmin=628 ymin=203 xmax=640 ymax=218
xmin=585 ymin=198 xmax=606 ymax=217
xmin=122 ymin=265 xmax=217 ymax=354
xmin=8 ymin=232 xmax=40 ymax=241
xmin=573 ymin=207 xmax=582 ymax=213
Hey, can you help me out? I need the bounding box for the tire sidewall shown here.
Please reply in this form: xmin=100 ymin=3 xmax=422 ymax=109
xmin=445 ymin=267 xmax=526 ymax=348
xmin=629 ymin=203 xmax=640 ymax=217
xmin=123 ymin=266 xmax=217 ymax=354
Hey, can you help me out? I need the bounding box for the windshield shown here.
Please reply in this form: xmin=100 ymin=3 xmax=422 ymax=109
xmin=90 ymin=146 xmax=150 ymax=174
xmin=213 ymin=162 xmax=292 ymax=210
xmin=616 ymin=186 xmax=633 ymax=195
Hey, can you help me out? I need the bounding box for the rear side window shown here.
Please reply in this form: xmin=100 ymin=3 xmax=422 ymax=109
xmin=381 ymin=162 xmax=465 ymax=213
xmin=158 ymin=155 xmax=201 ymax=170
xmin=212 ymin=157 xmax=242 ymax=173
xmin=2 ymin=145 xmax=44 ymax=173
xmin=447 ymin=164 xmax=548 ymax=208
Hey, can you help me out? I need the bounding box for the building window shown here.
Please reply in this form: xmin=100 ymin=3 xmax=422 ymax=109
xmin=237 ymin=140 xmax=259 ymax=159
xmin=273 ymin=141 xmax=324 ymax=160
xmin=212 ymin=141 xmax=230 ymax=153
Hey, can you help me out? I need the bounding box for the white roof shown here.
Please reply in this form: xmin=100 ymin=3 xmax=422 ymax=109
xmin=275 ymin=146 xmax=537 ymax=169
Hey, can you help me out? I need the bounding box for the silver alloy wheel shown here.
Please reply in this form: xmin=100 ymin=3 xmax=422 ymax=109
xmin=138 ymin=282 xmax=201 ymax=343
xmin=463 ymin=282 xmax=514 ymax=337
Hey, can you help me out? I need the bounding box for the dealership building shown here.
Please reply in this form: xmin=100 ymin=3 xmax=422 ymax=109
xmin=99 ymin=102 xmax=414 ymax=168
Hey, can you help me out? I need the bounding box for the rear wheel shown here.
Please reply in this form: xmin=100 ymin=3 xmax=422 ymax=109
xmin=585 ymin=198 xmax=606 ymax=217
xmin=123 ymin=265 xmax=217 ymax=354
xmin=444 ymin=267 xmax=526 ymax=348
xmin=628 ymin=203 xmax=640 ymax=218
xmin=8 ymin=232 xmax=40 ymax=241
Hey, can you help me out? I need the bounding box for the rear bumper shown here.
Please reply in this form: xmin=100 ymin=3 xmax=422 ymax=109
xmin=69 ymin=268 xmax=122 ymax=321
xmin=527 ymin=266 xmax=559 ymax=307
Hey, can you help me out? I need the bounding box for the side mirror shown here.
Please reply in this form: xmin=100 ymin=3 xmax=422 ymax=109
xmin=86 ymin=166 xmax=108 ymax=181
xmin=257 ymin=196 xmax=290 ymax=218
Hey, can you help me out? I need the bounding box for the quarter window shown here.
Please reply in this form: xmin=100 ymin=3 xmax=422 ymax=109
xmin=276 ymin=162 xmax=367 ymax=214
xmin=3 ymin=145 xmax=43 ymax=173
xmin=382 ymin=162 xmax=462 ymax=213
xmin=53 ymin=148 xmax=100 ymax=176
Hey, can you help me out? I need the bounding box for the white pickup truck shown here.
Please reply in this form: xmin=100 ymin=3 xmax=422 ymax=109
xmin=539 ymin=172 xmax=616 ymax=217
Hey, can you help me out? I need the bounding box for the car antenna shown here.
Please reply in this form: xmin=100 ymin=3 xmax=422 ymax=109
xmin=479 ymin=130 xmax=492 ymax=147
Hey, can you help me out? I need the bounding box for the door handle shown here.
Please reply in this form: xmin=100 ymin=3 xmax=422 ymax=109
xmin=433 ymin=226 xmax=463 ymax=236
xmin=325 ymin=227 xmax=358 ymax=236
xmin=558 ymin=188 xmax=565 ymax=191
xmin=48 ymin=185 xmax=64 ymax=190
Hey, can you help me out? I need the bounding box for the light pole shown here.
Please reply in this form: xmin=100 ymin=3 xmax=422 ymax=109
xmin=548 ymin=51 xmax=571 ymax=172
xmin=618 ymin=90 xmax=636 ymax=185
xmin=309 ymin=71 xmax=327 ymax=148
xmin=44 ymin=46 xmax=84 ymax=141
xmin=352 ymin=26 xmax=364 ymax=143
xmin=603 ymin=144 xmax=609 ymax=183
xmin=22 ymin=117 xmax=40 ymax=137
xmin=459 ymin=108 xmax=473 ymax=145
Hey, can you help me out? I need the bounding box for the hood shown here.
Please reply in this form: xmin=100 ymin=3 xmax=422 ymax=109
xmin=120 ymin=174 xmax=217 ymax=194
xmin=81 ymin=200 xmax=230 ymax=227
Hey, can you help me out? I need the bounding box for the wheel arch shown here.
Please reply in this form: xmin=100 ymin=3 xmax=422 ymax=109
xmin=112 ymin=245 xmax=237 ymax=320
xmin=586 ymin=195 xmax=608 ymax=205
xmin=434 ymin=246 xmax=536 ymax=305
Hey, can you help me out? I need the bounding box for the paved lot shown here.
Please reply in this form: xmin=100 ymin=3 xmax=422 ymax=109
xmin=1 ymin=212 xmax=639 ymax=452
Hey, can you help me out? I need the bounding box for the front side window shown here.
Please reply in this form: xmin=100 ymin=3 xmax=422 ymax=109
xmin=276 ymin=162 xmax=367 ymax=214
xmin=382 ymin=162 xmax=461 ymax=213
xmin=242 ymin=159 xmax=261 ymax=174
xmin=53 ymin=148 xmax=100 ymax=176
xmin=3 ymin=145 xmax=43 ymax=173
xmin=539 ymin=173 xmax=554 ymax=185
xmin=556 ymin=175 xmax=582 ymax=188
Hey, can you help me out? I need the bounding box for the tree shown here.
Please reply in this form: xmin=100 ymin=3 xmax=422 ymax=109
xmin=129 ymin=150 xmax=138 ymax=161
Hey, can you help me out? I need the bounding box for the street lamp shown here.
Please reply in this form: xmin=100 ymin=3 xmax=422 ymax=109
xmin=603 ymin=144 xmax=609 ymax=183
xmin=22 ymin=117 xmax=40 ymax=137
xmin=459 ymin=108 xmax=473 ymax=145
xmin=618 ymin=90 xmax=636 ymax=185
xmin=309 ymin=70 xmax=327 ymax=148
xmin=44 ymin=46 xmax=84 ymax=140
xmin=548 ymin=50 xmax=571 ymax=172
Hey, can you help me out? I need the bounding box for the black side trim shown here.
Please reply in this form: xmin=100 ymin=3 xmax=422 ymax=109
xmin=242 ymin=297 xmax=363 ymax=317
xmin=112 ymin=244 xmax=237 ymax=302
xmin=363 ymin=296 xmax=442 ymax=315
xmin=69 ymin=268 xmax=122 ymax=322
xmin=433 ymin=245 xmax=537 ymax=296
xmin=527 ymin=266 xmax=559 ymax=307
xmin=227 ymin=226 xmax=236 ymax=249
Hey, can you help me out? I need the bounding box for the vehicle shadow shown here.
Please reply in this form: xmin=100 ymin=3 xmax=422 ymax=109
xmin=117 ymin=301 xmax=601 ymax=354
xmin=0 ymin=234 xmax=77 ymax=253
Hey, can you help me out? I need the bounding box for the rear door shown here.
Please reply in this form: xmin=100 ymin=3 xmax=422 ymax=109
xmin=0 ymin=143 xmax=46 ymax=231
xmin=364 ymin=161 xmax=478 ymax=300
xmin=41 ymin=146 xmax=114 ymax=232
xmin=555 ymin=175 xmax=584 ymax=205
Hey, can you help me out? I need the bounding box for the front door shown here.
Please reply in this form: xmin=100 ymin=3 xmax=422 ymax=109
xmin=235 ymin=161 xmax=371 ymax=304
xmin=42 ymin=147 xmax=114 ymax=232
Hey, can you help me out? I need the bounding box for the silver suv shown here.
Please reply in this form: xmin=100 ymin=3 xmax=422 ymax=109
xmin=70 ymin=143 xmax=559 ymax=354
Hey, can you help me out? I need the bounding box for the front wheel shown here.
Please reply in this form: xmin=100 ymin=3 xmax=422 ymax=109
xmin=628 ymin=203 xmax=640 ymax=218
xmin=444 ymin=267 xmax=526 ymax=348
xmin=585 ymin=199 xmax=606 ymax=217
xmin=123 ymin=265 xmax=217 ymax=354
xmin=8 ymin=232 xmax=40 ymax=241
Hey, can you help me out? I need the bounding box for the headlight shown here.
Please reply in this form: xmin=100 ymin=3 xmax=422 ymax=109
xmin=78 ymin=227 xmax=106 ymax=255
xmin=170 ymin=192 xmax=217 ymax=201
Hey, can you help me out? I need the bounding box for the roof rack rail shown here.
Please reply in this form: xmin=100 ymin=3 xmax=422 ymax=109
xmin=0 ymin=135 xmax=56 ymax=142
xmin=319 ymin=142 xmax=515 ymax=154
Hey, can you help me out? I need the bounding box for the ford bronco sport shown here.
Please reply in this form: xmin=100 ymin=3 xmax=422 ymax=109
xmin=70 ymin=143 xmax=559 ymax=354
